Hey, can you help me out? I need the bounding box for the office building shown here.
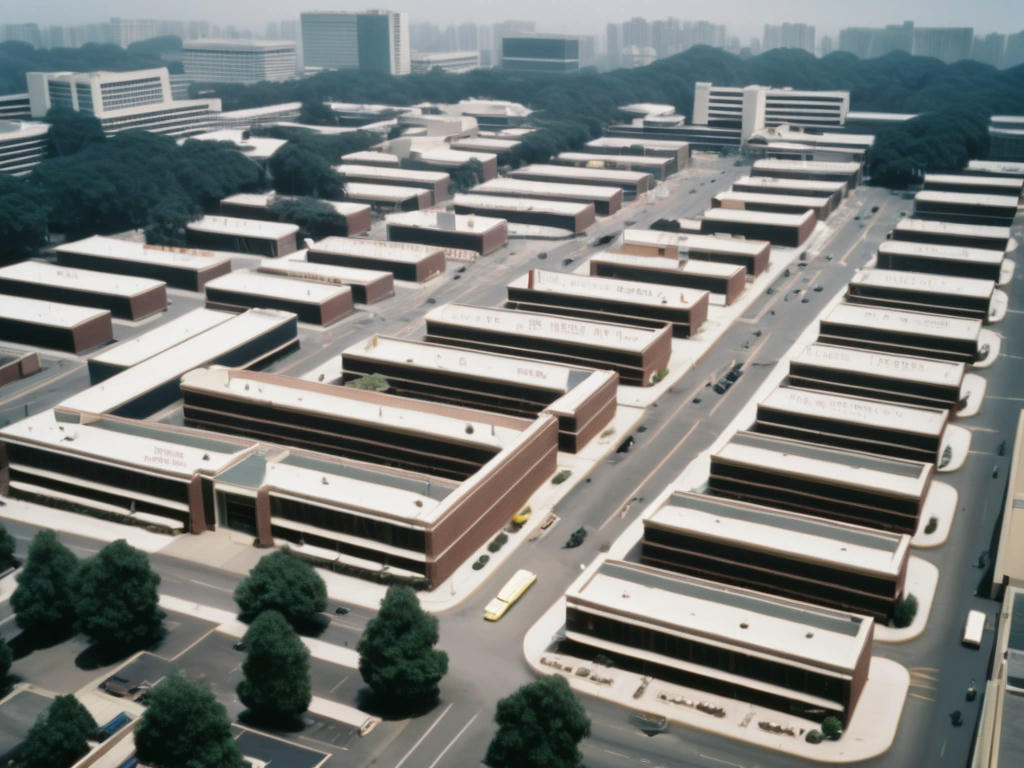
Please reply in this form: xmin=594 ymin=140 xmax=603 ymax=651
xmin=846 ymin=269 xmax=997 ymax=322
xmin=588 ymin=252 xmax=746 ymax=305
xmin=692 ymin=82 xmax=850 ymax=141
xmin=700 ymin=208 xmax=817 ymax=248
xmin=922 ymin=174 xmax=1023 ymax=199
xmin=424 ymin=304 xmax=672 ymax=386
xmin=913 ymin=191 xmax=1019 ymax=227
xmin=732 ymin=176 xmax=846 ymax=212
xmin=554 ymin=151 xmax=675 ymax=180
xmin=642 ymin=491 xmax=910 ymax=621
xmin=452 ymin=194 xmax=595 ymax=234
xmin=334 ymin=164 xmax=451 ymax=204
xmin=338 ymin=335 xmax=617 ymax=453
xmin=875 ymin=240 xmax=1005 ymax=283
xmin=307 ymin=237 xmax=445 ymax=282
xmin=411 ymin=51 xmax=481 ymax=75
xmin=506 ymin=269 xmax=709 ymax=339
xmin=386 ymin=210 xmax=507 ymax=256
xmin=0 ymin=296 xmax=112 ymax=353
xmin=471 ymin=178 xmax=622 ymax=216
xmin=710 ymin=430 xmax=934 ymax=534
xmin=751 ymin=159 xmax=862 ymax=191
xmin=185 ymin=216 xmax=299 ymax=258
xmin=257 ymin=257 xmax=394 ymax=305
xmin=205 ymin=271 xmax=353 ymax=326
xmin=988 ymin=116 xmax=1024 ymax=163
xmin=500 ymin=34 xmax=591 ymax=74
xmin=565 ymin=560 xmax=873 ymax=724
xmin=818 ymin=303 xmax=986 ymax=365
xmin=0 ymin=94 xmax=31 ymax=121
xmin=0 ymin=120 xmax=49 ymax=176
xmin=300 ymin=11 xmax=410 ymax=75
xmin=788 ymin=343 xmax=967 ymax=413
xmin=183 ymin=40 xmax=297 ymax=84
xmin=712 ymin=190 xmax=832 ymax=221
xmin=26 ymin=68 xmax=219 ymax=138
xmin=507 ymin=164 xmax=653 ymax=199
xmin=891 ymin=218 xmax=1011 ymax=252
xmin=619 ymin=229 xmax=771 ymax=277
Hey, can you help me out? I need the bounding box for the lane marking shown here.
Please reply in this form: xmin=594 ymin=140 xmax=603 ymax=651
xmin=425 ymin=713 xmax=479 ymax=768
xmin=393 ymin=702 xmax=453 ymax=768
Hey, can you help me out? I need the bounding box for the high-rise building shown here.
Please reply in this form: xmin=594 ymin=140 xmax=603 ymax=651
xmin=183 ymin=40 xmax=297 ymax=84
xmin=300 ymin=10 xmax=410 ymax=75
xmin=25 ymin=68 xmax=219 ymax=137
xmin=1006 ymin=31 xmax=1024 ymax=68
xmin=606 ymin=23 xmax=621 ymax=69
xmin=764 ymin=23 xmax=815 ymax=53
xmin=820 ymin=35 xmax=834 ymax=57
xmin=972 ymin=34 xmax=1006 ymax=67
xmin=107 ymin=18 xmax=158 ymax=47
xmin=500 ymin=33 xmax=587 ymax=74
xmin=913 ymin=26 xmax=973 ymax=62
xmin=456 ymin=23 xmax=480 ymax=52
xmin=692 ymin=81 xmax=850 ymax=139
xmin=0 ymin=24 xmax=43 ymax=47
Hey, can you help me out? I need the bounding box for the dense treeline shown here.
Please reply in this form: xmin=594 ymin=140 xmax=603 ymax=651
xmin=200 ymin=46 xmax=1024 ymax=185
xmin=0 ymin=37 xmax=183 ymax=95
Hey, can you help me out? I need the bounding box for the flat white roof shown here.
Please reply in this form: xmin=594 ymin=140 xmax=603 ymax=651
xmin=915 ymin=190 xmax=1020 ymax=209
xmin=205 ymin=270 xmax=350 ymax=303
xmin=557 ymin=152 xmax=671 ymax=168
xmin=344 ymin=182 xmax=426 ymax=202
xmin=386 ymin=210 xmax=506 ymax=234
xmin=761 ymin=385 xmax=947 ymax=437
xmin=925 ymin=174 xmax=1023 ymax=192
xmin=187 ymin=130 xmax=286 ymax=160
xmin=0 ymin=409 xmax=252 ymax=479
xmin=0 ymin=260 xmax=164 ymax=298
xmin=219 ymin=193 xmax=367 ymax=218
xmin=510 ymin=269 xmax=707 ymax=310
xmin=334 ymin=164 xmax=449 ymax=183
xmin=259 ymin=257 xmax=391 ymax=286
xmin=753 ymin=158 xmax=861 ymax=174
xmin=702 ymin=207 xmax=814 ymax=227
xmin=56 ymin=235 xmax=234 ymax=270
xmin=451 ymin=137 xmax=521 ymax=151
xmin=61 ymin=309 xmax=296 ymax=415
xmin=0 ymin=120 xmax=49 ymax=140
xmin=851 ymin=268 xmax=995 ymax=301
xmin=511 ymin=163 xmax=652 ymax=183
xmin=716 ymin=430 xmax=931 ymax=499
xmin=620 ymin=103 xmax=677 ymax=116
xmin=591 ymin=250 xmax=743 ymax=279
xmin=846 ymin=111 xmax=917 ymax=121
xmin=715 ymin=190 xmax=831 ymax=208
xmin=878 ymin=239 xmax=1004 ymax=266
xmin=894 ymin=217 xmax=1011 ymax=241
xmin=733 ymin=175 xmax=846 ymax=194
xmin=650 ymin=492 xmax=908 ymax=578
xmin=264 ymin=458 xmax=443 ymax=525
xmin=183 ymin=39 xmax=296 ymax=50
xmin=181 ymin=367 xmax=522 ymax=451
xmin=454 ymin=193 xmax=590 ymax=216
xmin=623 ymin=228 xmax=769 ymax=255
xmin=570 ymin=560 xmax=871 ymax=673
xmin=187 ymin=215 xmax=298 ymax=240
xmin=794 ymin=343 xmax=965 ymax=388
xmin=586 ymin=137 xmax=689 ymax=151
xmin=90 ymin=308 xmax=232 ymax=368
xmin=310 ymin=236 xmax=443 ymax=263
xmin=417 ymin=148 xmax=497 ymax=165
xmin=473 ymin=177 xmax=620 ymax=200
xmin=824 ymin=302 xmax=982 ymax=341
xmin=341 ymin=150 xmax=400 ymax=163
xmin=0 ymin=294 xmax=108 ymax=328
xmin=426 ymin=303 xmax=665 ymax=353
xmin=966 ymin=160 xmax=1024 ymax=177
xmin=343 ymin=335 xmax=576 ymax=392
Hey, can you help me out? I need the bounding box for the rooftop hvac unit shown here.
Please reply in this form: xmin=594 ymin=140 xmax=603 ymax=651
xmin=437 ymin=211 xmax=456 ymax=231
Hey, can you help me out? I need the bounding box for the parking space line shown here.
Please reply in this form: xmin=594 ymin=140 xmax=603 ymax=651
xmin=393 ymin=702 xmax=453 ymax=768
xmin=426 ymin=713 xmax=479 ymax=768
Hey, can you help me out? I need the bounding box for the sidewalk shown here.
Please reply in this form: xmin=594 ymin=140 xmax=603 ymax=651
xmin=0 ymin=498 xmax=174 ymax=553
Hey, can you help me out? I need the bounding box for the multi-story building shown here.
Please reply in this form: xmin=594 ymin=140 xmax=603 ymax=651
xmin=500 ymin=34 xmax=592 ymax=74
xmin=0 ymin=120 xmax=49 ymax=176
xmin=913 ymin=26 xmax=973 ymax=62
xmin=183 ymin=39 xmax=297 ymax=84
xmin=410 ymin=51 xmax=481 ymax=75
xmin=838 ymin=22 xmax=914 ymax=58
xmin=25 ymin=68 xmax=219 ymax=138
xmin=300 ymin=10 xmax=410 ymax=75
xmin=693 ymin=82 xmax=850 ymax=140
xmin=0 ymin=94 xmax=31 ymax=121
xmin=763 ymin=23 xmax=815 ymax=53
xmin=989 ymin=116 xmax=1024 ymax=162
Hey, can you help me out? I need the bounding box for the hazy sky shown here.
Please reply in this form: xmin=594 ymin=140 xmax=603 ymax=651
xmin=8 ymin=1 xmax=1024 ymax=39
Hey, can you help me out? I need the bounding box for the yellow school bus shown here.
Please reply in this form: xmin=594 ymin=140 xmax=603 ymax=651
xmin=484 ymin=569 xmax=537 ymax=621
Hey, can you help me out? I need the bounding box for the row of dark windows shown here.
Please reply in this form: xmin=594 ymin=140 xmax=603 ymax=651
xmin=708 ymin=467 xmax=919 ymax=534
xmin=269 ymin=495 xmax=427 ymax=553
xmin=506 ymin=298 xmax=690 ymax=338
xmin=307 ymin=253 xmax=421 ymax=282
xmin=507 ymin=287 xmax=697 ymax=325
xmin=890 ymin=231 xmax=1006 ymax=251
xmin=8 ymin=444 xmax=190 ymax=505
xmin=754 ymin=414 xmax=940 ymax=459
xmin=848 ymin=286 xmax=989 ymax=313
xmin=788 ymin=365 xmax=959 ymax=405
xmin=818 ymin=325 xmax=977 ymax=361
xmin=566 ymin=608 xmax=850 ymax=703
xmin=187 ymin=231 xmax=281 ymax=258
xmin=876 ymin=255 xmax=1000 ymax=282
xmin=183 ymin=394 xmax=494 ymax=481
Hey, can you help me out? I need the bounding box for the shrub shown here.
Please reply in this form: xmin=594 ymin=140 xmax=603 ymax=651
xmin=472 ymin=555 xmax=490 ymax=570
xmin=487 ymin=533 xmax=509 ymax=553
xmin=894 ymin=593 xmax=919 ymax=629
xmin=552 ymin=469 xmax=571 ymax=485
xmin=565 ymin=527 xmax=588 ymax=549
xmin=652 ymin=368 xmax=669 ymax=383
xmin=924 ymin=516 xmax=938 ymax=534
xmin=806 ymin=729 xmax=823 ymax=744
xmin=821 ymin=715 xmax=843 ymax=740
xmin=346 ymin=373 xmax=390 ymax=392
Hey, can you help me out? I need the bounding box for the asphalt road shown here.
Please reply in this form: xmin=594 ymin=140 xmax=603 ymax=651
xmin=1 ymin=155 xmax=1019 ymax=768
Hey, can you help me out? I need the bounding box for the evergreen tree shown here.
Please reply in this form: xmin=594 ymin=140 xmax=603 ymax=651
xmin=11 ymin=530 xmax=77 ymax=638
xmin=17 ymin=695 xmax=97 ymax=768
xmin=234 ymin=550 xmax=327 ymax=627
xmin=237 ymin=610 xmax=311 ymax=724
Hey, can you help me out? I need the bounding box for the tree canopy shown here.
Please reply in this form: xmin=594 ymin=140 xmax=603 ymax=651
xmin=357 ymin=585 xmax=449 ymax=710
xmin=237 ymin=610 xmax=311 ymax=724
xmin=0 ymin=522 xmax=16 ymax=572
xmin=72 ymin=539 xmax=165 ymax=653
xmin=234 ymin=549 xmax=327 ymax=626
xmin=11 ymin=530 xmax=78 ymax=637
xmin=16 ymin=694 xmax=97 ymax=768
xmin=484 ymin=675 xmax=591 ymax=768
xmin=268 ymin=196 xmax=350 ymax=240
xmin=0 ymin=175 xmax=49 ymax=266
xmin=267 ymin=143 xmax=344 ymax=198
xmin=134 ymin=673 xmax=245 ymax=768
xmin=43 ymin=107 xmax=105 ymax=157
xmin=25 ymin=130 xmax=262 ymax=240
